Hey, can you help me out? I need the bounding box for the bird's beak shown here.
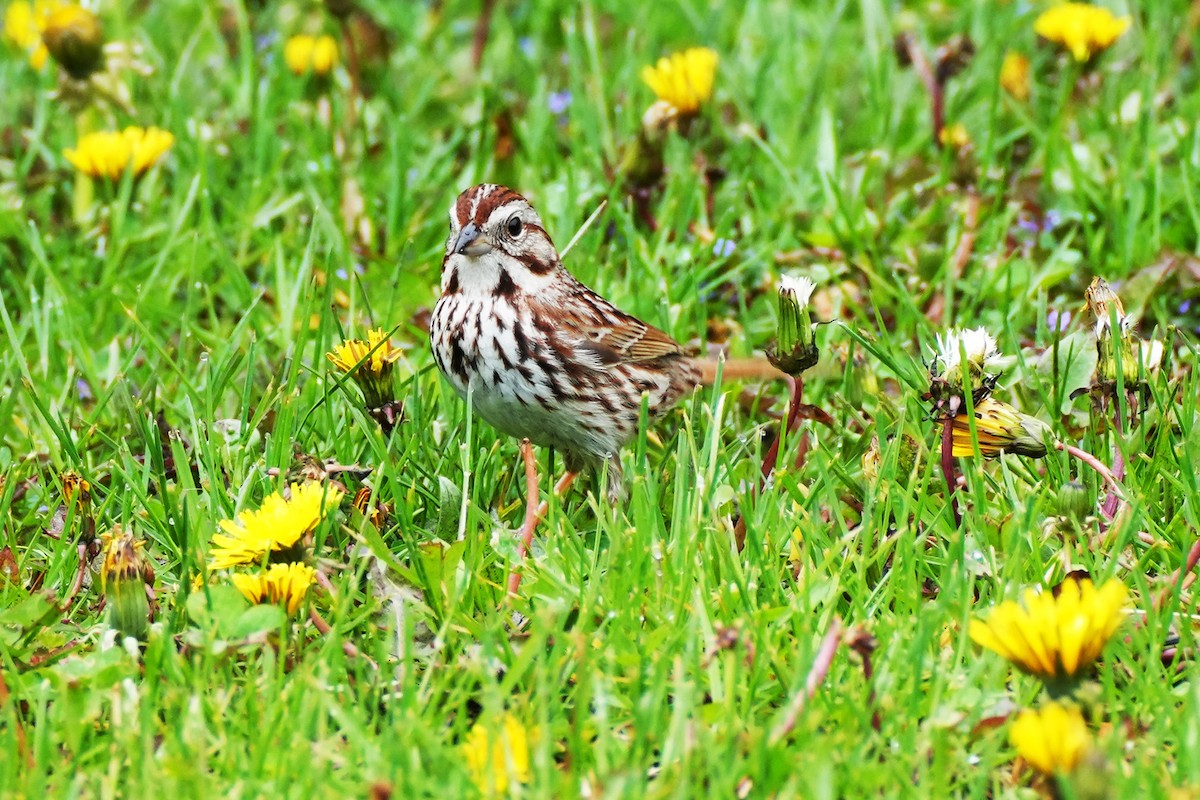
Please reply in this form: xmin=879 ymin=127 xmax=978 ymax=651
xmin=453 ymin=223 xmax=494 ymax=257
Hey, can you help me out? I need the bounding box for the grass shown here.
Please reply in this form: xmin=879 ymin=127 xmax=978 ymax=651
xmin=1 ymin=0 xmax=1199 ymax=796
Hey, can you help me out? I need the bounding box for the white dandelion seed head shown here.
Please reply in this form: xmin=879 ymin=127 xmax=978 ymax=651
xmin=778 ymin=274 xmax=816 ymax=307
xmin=933 ymin=327 xmax=1001 ymax=375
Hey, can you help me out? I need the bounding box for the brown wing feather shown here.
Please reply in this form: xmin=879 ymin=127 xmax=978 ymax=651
xmin=539 ymin=272 xmax=686 ymax=367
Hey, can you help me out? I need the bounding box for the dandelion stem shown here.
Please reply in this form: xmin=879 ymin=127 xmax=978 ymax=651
xmin=769 ymin=616 xmax=843 ymax=745
xmin=1101 ymin=403 xmax=1126 ymax=519
xmin=941 ymin=417 xmax=961 ymax=527
xmin=308 ymin=606 xmax=377 ymax=669
xmin=1156 ymin=535 xmax=1200 ymax=611
xmin=1054 ymin=441 xmax=1119 ymax=497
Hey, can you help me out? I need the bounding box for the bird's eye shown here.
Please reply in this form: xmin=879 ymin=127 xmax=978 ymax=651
xmin=506 ymin=216 xmax=523 ymax=237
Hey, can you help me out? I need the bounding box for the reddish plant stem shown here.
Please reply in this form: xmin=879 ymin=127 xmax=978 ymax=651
xmin=308 ymin=607 xmax=377 ymax=669
xmin=761 ymin=376 xmax=803 ymax=481
xmin=507 ymin=439 xmax=541 ymax=598
xmin=1156 ymin=535 xmax=1200 ymax=611
xmin=471 ymin=0 xmax=496 ymax=68
xmin=941 ymin=418 xmax=962 ymax=527
xmin=899 ymin=34 xmax=945 ymax=148
xmin=1054 ymin=442 xmax=1119 ymax=498
xmin=737 ymin=377 xmax=804 ymax=552
xmin=769 ymin=616 xmax=843 ymax=744
xmin=1102 ymin=402 xmax=1127 ymax=519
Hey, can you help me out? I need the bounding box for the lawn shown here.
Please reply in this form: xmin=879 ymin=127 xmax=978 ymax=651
xmin=1 ymin=0 xmax=1198 ymax=797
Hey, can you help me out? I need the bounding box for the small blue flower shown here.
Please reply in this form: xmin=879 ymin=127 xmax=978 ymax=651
xmin=1047 ymin=309 xmax=1071 ymax=332
xmin=518 ymin=37 xmax=535 ymax=57
xmin=1179 ymin=299 xmax=1192 ymax=314
xmin=712 ymin=238 xmax=736 ymax=257
xmin=548 ymin=90 xmax=572 ymax=115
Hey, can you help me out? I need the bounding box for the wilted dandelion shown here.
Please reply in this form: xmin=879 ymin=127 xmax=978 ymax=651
xmin=1034 ymin=3 xmax=1130 ymax=63
xmin=950 ymin=397 xmax=1051 ymax=458
xmin=970 ymin=578 xmax=1126 ymax=685
xmin=208 ymin=482 xmax=344 ymax=570
xmin=41 ymin=2 xmax=103 ymax=79
xmin=1000 ymin=51 xmax=1030 ymax=100
xmin=284 ymin=33 xmax=338 ymax=76
xmin=63 ymin=126 xmax=174 ymax=180
xmin=231 ymin=562 xmax=316 ymax=615
xmin=641 ymin=46 xmax=718 ymax=116
xmin=462 ymin=713 xmax=532 ymax=795
xmin=1010 ymin=702 xmax=1091 ymax=775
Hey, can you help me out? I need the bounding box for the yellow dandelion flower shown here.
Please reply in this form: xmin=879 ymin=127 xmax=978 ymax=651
xmin=462 ymin=713 xmax=531 ymax=795
xmin=327 ymin=328 xmax=402 ymax=409
xmin=1034 ymin=3 xmax=1130 ymax=63
xmin=60 ymin=469 xmax=91 ymax=507
xmin=62 ymin=126 xmax=174 ymax=180
xmin=231 ymin=562 xmax=316 ymax=615
xmin=208 ymin=482 xmax=344 ymax=570
xmin=1000 ymin=52 xmax=1031 ymax=101
xmin=640 ymin=46 xmax=718 ymax=116
xmin=284 ymin=33 xmax=338 ymax=76
xmin=950 ymin=398 xmax=1050 ymax=458
xmin=970 ymin=578 xmax=1127 ymax=682
xmin=3 ymin=0 xmax=61 ymax=68
xmin=41 ymin=3 xmax=103 ymax=78
xmin=938 ymin=122 xmax=971 ymax=150
xmin=1010 ymin=702 xmax=1091 ymax=775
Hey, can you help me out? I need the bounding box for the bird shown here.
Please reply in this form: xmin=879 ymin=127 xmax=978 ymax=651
xmin=430 ymin=183 xmax=779 ymax=501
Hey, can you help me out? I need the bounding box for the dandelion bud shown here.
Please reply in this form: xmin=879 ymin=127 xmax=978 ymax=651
xmin=1055 ymin=480 xmax=1093 ymax=520
xmin=100 ymin=526 xmax=151 ymax=641
xmin=41 ymin=4 xmax=104 ymax=80
xmin=767 ymin=275 xmax=818 ymax=376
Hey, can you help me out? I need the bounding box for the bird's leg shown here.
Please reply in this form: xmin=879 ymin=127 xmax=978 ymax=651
xmin=507 ymin=439 xmax=542 ymax=598
xmin=508 ymin=443 xmax=582 ymax=598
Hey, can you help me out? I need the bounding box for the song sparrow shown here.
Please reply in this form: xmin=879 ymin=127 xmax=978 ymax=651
xmin=430 ymin=183 xmax=771 ymax=499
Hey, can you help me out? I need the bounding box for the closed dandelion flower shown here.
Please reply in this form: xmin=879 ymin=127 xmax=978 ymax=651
xmin=3 ymin=0 xmax=60 ymax=69
xmin=327 ymin=329 xmax=404 ymax=429
xmin=640 ymin=46 xmax=718 ymax=116
xmin=950 ymin=398 xmax=1050 ymax=458
xmin=63 ymin=126 xmax=174 ymax=180
xmin=100 ymin=525 xmax=151 ymax=640
xmin=231 ymin=562 xmax=316 ymax=615
xmin=41 ymin=3 xmax=103 ymax=79
xmin=208 ymin=482 xmax=343 ymax=570
xmin=284 ymin=33 xmax=338 ymax=76
xmin=1034 ymin=3 xmax=1130 ymax=63
xmin=970 ymin=578 xmax=1127 ymax=686
xmin=1010 ymin=702 xmax=1091 ymax=775
xmin=1000 ymin=51 xmax=1031 ymax=101
xmin=768 ymin=274 xmax=819 ymax=375
xmin=462 ymin=713 xmax=531 ymax=795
